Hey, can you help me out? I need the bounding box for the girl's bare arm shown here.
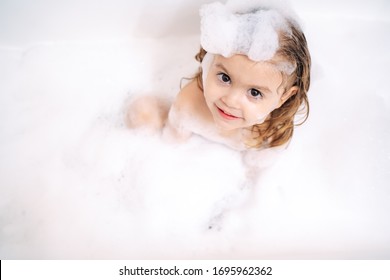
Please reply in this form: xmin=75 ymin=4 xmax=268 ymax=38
xmin=162 ymin=80 xmax=200 ymax=142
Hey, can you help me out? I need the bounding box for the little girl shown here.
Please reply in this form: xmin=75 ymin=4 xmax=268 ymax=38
xmin=127 ymin=0 xmax=311 ymax=173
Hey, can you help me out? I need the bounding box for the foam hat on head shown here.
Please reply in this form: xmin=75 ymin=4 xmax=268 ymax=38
xmin=199 ymin=0 xmax=294 ymax=62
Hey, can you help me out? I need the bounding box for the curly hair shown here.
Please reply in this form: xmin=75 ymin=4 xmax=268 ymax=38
xmin=193 ymin=22 xmax=311 ymax=149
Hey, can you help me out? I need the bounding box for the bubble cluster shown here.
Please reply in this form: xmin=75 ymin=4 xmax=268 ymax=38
xmin=200 ymin=0 xmax=295 ymax=62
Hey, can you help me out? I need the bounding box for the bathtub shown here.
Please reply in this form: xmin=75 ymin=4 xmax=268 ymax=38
xmin=0 ymin=0 xmax=389 ymax=259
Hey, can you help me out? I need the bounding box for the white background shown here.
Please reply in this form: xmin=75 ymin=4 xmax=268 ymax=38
xmin=0 ymin=0 xmax=389 ymax=259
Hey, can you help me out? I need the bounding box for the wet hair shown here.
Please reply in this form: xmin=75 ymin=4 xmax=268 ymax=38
xmin=193 ymin=21 xmax=311 ymax=149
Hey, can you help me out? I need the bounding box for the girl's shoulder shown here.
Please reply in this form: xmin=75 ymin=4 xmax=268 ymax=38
xmin=172 ymin=79 xmax=212 ymax=123
xmin=173 ymin=79 xmax=203 ymax=110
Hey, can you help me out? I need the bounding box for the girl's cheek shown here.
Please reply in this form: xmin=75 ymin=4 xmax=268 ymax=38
xmin=255 ymin=113 xmax=268 ymax=124
xmin=250 ymin=104 xmax=271 ymax=124
xmin=204 ymin=84 xmax=216 ymax=98
xmin=254 ymin=100 xmax=280 ymax=124
xmin=208 ymin=87 xmax=223 ymax=100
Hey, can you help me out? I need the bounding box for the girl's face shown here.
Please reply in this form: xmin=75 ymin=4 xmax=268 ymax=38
xmin=203 ymin=54 xmax=296 ymax=131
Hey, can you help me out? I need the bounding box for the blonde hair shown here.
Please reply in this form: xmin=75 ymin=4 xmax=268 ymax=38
xmin=193 ymin=22 xmax=311 ymax=149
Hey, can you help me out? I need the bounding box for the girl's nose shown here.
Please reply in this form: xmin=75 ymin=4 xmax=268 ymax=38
xmin=221 ymin=88 xmax=242 ymax=109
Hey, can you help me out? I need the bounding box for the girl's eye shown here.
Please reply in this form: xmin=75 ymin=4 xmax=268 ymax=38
xmin=217 ymin=73 xmax=231 ymax=84
xmin=248 ymin=88 xmax=263 ymax=99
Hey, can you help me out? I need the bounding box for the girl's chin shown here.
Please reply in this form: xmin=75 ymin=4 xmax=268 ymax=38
xmin=213 ymin=115 xmax=246 ymax=131
xmin=215 ymin=122 xmax=237 ymax=131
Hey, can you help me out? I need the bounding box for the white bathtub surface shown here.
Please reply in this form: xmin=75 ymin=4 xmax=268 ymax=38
xmin=0 ymin=0 xmax=389 ymax=259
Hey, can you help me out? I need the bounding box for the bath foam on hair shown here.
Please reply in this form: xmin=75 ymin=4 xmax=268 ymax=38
xmin=200 ymin=0 xmax=297 ymax=62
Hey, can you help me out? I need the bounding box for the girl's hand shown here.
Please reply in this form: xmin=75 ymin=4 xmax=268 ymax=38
xmin=162 ymin=104 xmax=192 ymax=143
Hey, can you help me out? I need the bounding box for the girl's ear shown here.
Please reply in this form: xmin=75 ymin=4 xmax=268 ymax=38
xmin=277 ymin=86 xmax=298 ymax=108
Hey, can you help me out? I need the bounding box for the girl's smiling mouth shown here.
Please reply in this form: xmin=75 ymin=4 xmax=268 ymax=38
xmin=216 ymin=105 xmax=241 ymax=120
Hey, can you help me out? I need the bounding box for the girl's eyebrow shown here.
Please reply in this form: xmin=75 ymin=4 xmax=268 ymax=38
xmin=252 ymin=84 xmax=272 ymax=94
xmin=215 ymin=63 xmax=229 ymax=74
xmin=214 ymin=62 xmax=272 ymax=94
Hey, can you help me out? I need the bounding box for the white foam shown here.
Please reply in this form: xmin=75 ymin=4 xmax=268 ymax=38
xmin=200 ymin=0 xmax=296 ymax=61
xmin=0 ymin=0 xmax=389 ymax=259
xmin=201 ymin=52 xmax=215 ymax=85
